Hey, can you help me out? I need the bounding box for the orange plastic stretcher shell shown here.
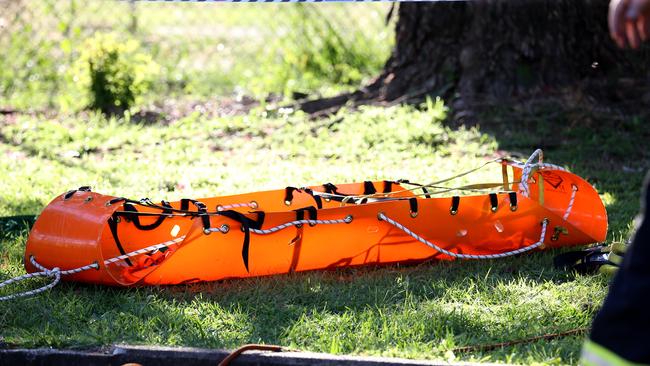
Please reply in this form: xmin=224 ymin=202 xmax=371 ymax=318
xmin=24 ymin=160 xmax=607 ymax=286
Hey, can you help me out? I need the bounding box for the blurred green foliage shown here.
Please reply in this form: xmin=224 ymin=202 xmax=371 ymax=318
xmin=252 ymin=5 xmax=390 ymax=96
xmin=63 ymin=33 xmax=160 ymax=113
xmin=0 ymin=1 xmax=392 ymax=111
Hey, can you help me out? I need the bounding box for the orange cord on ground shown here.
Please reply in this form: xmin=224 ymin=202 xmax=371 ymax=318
xmin=218 ymin=344 xmax=287 ymax=366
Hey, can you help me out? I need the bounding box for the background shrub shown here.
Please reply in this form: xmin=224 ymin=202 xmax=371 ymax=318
xmin=65 ymin=33 xmax=159 ymax=114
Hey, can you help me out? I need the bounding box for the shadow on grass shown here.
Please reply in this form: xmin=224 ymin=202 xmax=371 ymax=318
xmin=0 ymin=215 xmax=36 ymax=239
xmin=16 ymin=248 xmax=590 ymax=353
xmin=449 ymin=92 xmax=650 ymax=239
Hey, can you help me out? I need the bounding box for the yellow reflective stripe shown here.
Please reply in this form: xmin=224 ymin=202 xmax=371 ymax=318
xmin=581 ymin=340 xmax=647 ymax=366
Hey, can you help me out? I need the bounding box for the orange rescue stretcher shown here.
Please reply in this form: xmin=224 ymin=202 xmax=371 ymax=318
xmin=22 ymin=150 xmax=607 ymax=287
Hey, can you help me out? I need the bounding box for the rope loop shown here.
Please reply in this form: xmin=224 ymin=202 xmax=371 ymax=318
xmin=0 ymin=257 xmax=61 ymax=302
xmin=519 ymin=149 xmax=544 ymax=197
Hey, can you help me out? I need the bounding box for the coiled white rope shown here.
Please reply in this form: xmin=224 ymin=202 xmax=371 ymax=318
xmin=517 ymin=149 xmax=570 ymax=198
xmin=519 ymin=149 xmax=543 ymax=197
xmin=378 ymin=212 xmax=549 ymax=259
xmin=0 ymin=236 xmax=186 ymax=302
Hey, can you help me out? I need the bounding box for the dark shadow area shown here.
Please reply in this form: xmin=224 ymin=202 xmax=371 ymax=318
xmin=442 ymin=82 xmax=650 ymax=240
xmin=0 ymin=215 xmax=36 ymax=239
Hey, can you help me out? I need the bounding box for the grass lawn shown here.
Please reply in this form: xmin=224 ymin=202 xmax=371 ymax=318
xmin=1 ymin=98 xmax=648 ymax=365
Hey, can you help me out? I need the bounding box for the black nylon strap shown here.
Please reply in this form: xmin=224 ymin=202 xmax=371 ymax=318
xmin=409 ymin=197 xmax=418 ymax=215
xmin=294 ymin=206 xmax=318 ymax=227
xmin=195 ymin=202 xmax=210 ymax=231
xmin=323 ymin=183 xmax=338 ymax=194
xmin=450 ymin=196 xmax=460 ymax=214
xmin=217 ymin=210 xmax=266 ymax=272
xmin=383 ymin=181 xmax=393 ymax=193
xmin=421 ymin=187 xmax=432 ymax=199
xmin=286 ymin=187 xmax=324 ymax=209
xmin=108 ymin=197 xmax=126 ymax=205
xmin=121 ymin=202 xmax=171 ymax=231
xmin=63 ymin=186 xmax=91 ymax=200
xmin=489 ymin=193 xmax=499 ymax=212
xmin=309 ymin=191 xmax=323 ymax=209
xmin=363 ymin=181 xmax=377 ymax=195
xmin=294 ymin=206 xmax=317 ymax=221
xmin=509 ymin=192 xmax=518 ymax=210
xmin=108 ymin=215 xmax=132 ymax=266
xmin=180 ymin=198 xmax=200 ymax=211
xmin=284 ymin=187 xmax=299 ymax=204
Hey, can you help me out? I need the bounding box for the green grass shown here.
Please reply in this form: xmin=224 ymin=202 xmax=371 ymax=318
xmin=1 ymin=100 xmax=648 ymax=365
xmin=0 ymin=1 xmax=392 ymax=110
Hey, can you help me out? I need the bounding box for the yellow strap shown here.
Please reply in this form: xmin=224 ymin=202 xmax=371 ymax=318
xmin=501 ymin=164 xmax=510 ymax=191
xmin=538 ymin=173 xmax=545 ymax=205
xmin=581 ymin=339 xmax=646 ymax=366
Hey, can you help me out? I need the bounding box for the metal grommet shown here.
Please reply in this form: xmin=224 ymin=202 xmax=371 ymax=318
xmin=510 ymin=205 xmax=517 ymax=212
xmin=542 ymin=218 xmax=550 ymax=226
xmin=92 ymin=261 xmax=100 ymax=270
xmin=324 ymin=198 xmax=331 ymax=202
xmin=216 ymin=205 xmax=224 ymax=212
xmin=284 ymin=200 xmax=292 ymax=206
xmin=105 ymin=201 xmax=112 ymax=207
xmin=250 ymin=201 xmax=258 ymax=209
xmin=490 ymin=206 xmax=497 ymax=213
xmin=115 ymin=217 xmax=121 ymax=223
xmin=410 ymin=211 xmax=418 ymax=218
xmin=377 ymin=212 xmax=384 ymax=221
xmin=203 ymin=228 xmax=212 ymax=235
xmin=84 ymin=196 xmax=93 ymax=203
xmin=345 ymin=215 xmax=353 ymax=223
xmin=450 ymin=209 xmax=458 ymax=216
xmin=220 ymin=224 xmax=230 ymax=234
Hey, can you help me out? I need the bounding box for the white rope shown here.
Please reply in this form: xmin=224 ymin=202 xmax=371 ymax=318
xmin=378 ymin=212 xmax=548 ymax=259
xmin=217 ymin=202 xmax=258 ymax=211
xmin=563 ymin=185 xmax=579 ymax=221
xmin=206 ymin=216 xmax=353 ymax=235
xmin=0 ymin=266 xmax=61 ymax=302
xmin=516 ymin=149 xmax=571 ymax=199
xmin=0 ymin=236 xmax=186 ymax=302
xmin=519 ymin=149 xmax=543 ymax=197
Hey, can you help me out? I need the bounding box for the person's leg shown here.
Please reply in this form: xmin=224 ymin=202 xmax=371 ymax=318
xmin=582 ymin=172 xmax=650 ymax=365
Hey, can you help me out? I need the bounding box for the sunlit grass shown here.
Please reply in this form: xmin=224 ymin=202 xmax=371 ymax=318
xmin=1 ymin=101 xmax=647 ymax=365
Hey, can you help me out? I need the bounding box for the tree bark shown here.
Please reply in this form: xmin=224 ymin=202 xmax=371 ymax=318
xmin=301 ymin=0 xmax=650 ymax=116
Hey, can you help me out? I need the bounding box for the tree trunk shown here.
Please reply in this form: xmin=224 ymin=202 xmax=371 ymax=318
xmin=301 ymin=0 xmax=650 ymax=116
